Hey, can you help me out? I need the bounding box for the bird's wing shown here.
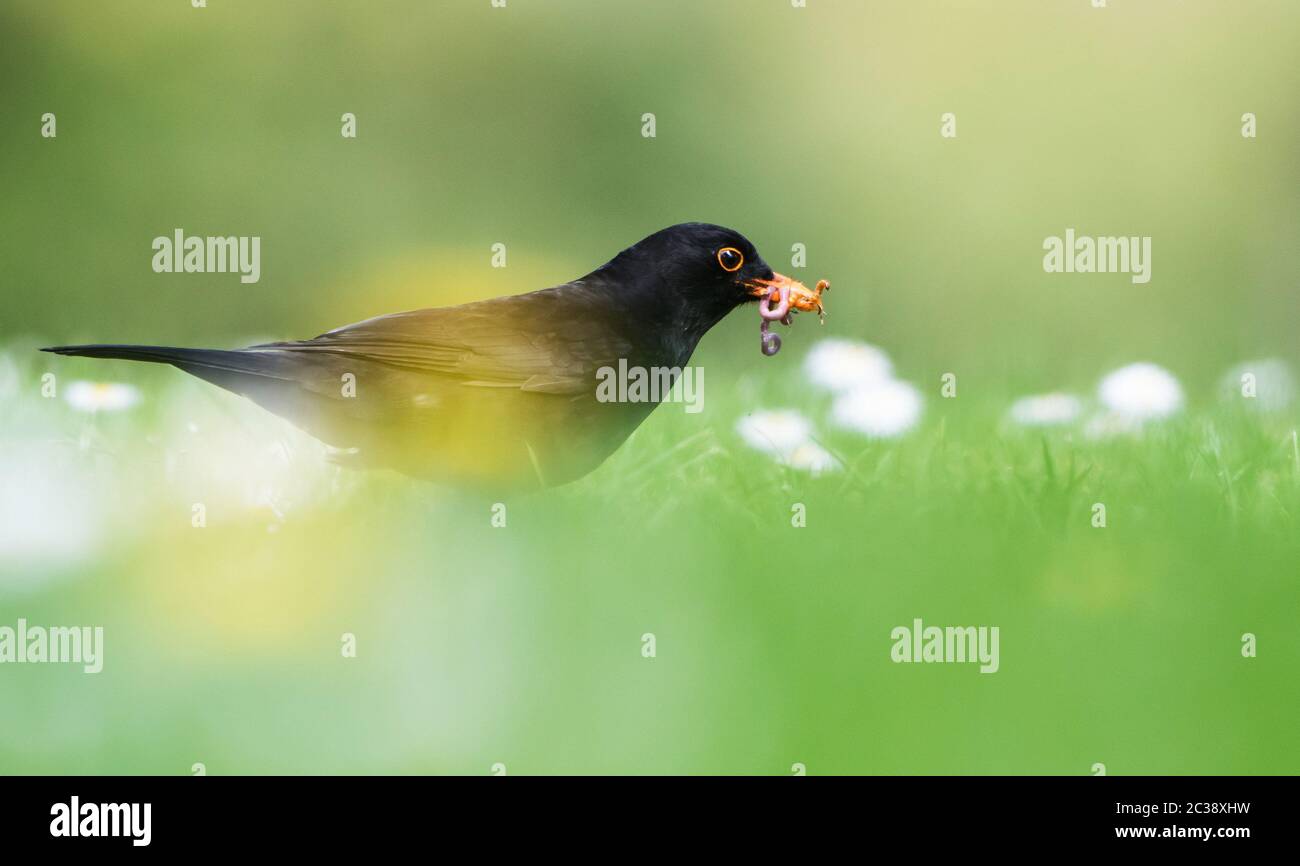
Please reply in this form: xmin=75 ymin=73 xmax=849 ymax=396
xmin=251 ymin=287 xmax=633 ymax=397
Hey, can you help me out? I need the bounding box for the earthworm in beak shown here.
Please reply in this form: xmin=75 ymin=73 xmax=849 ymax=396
xmin=759 ymin=284 xmax=791 ymax=321
xmin=748 ymin=275 xmax=829 ymax=356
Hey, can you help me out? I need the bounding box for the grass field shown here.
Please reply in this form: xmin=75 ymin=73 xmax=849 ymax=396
xmin=3 ymin=341 xmax=1297 ymax=775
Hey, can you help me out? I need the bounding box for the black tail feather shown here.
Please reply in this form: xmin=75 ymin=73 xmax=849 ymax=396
xmin=40 ymin=344 xmax=293 ymax=380
xmin=42 ymin=343 xmax=180 ymax=362
xmin=42 ymin=342 xmax=424 ymax=457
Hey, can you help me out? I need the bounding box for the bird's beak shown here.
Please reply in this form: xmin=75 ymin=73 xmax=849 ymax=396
xmin=747 ymin=272 xmax=829 ymax=316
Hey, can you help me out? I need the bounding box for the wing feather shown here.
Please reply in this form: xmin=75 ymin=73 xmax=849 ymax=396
xmin=250 ymin=285 xmax=631 ymax=397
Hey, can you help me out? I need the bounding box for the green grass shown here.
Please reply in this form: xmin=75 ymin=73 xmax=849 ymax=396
xmin=2 ymin=346 xmax=1298 ymax=775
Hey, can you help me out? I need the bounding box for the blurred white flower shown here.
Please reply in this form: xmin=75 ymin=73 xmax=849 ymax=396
xmin=832 ymin=379 xmax=923 ymax=438
xmin=1009 ymin=392 xmax=1083 ymax=427
xmin=65 ymin=380 xmax=141 ymax=413
xmin=783 ymin=441 xmax=840 ymax=475
xmin=1220 ymin=358 xmax=1295 ymax=411
xmin=0 ymin=446 xmax=102 ymax=584
xmin=803 ymin=339 xmax=893 ymax=392
xmin=736 ymin=410 xmax=813 ymax=453
xmin=1098 ymin=363 xmax=1183 ymax=421
xmin=735 ymin=410 xmax=838 ymax=474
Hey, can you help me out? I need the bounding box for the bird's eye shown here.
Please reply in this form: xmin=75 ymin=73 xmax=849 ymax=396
xmin=717 ymin=247 xmax=744 ymax=272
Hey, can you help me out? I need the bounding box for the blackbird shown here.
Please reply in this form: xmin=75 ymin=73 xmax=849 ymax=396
xmin=44 ymin=223 xmax=824 ymax=490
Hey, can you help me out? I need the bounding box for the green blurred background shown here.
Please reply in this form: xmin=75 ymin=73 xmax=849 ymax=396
xmin=1 ymin=0 xmax=1298 ymax=774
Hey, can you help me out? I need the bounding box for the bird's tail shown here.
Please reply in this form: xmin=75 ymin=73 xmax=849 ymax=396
xmin=44 ymin=343 xmax=267 ymax=372
xmin=40 ymin=343 xmax=314 ymax=419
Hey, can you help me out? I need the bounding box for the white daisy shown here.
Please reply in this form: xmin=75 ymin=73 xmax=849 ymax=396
xmin=736 ymin=410 xmax=813 ymax=453
xmin=735 ymin=411 xmax=839 ymax=474
xmin=1098 ymin=363 xmax=1183 ymax=421
xmin=783 ymin=441 xmax=840 ymax=475
xmin=1009 ymin=392 xmax=1084 ymax=427
xmin=832 ymin=379 xmax=923 ymax=438
xmin=1219 ymin=359 xmax=1295 ymax=411
xmin=65 ymin=380 xmax=141 ymax=413
xmin=803 ymin=339 xmax=893 ymax=392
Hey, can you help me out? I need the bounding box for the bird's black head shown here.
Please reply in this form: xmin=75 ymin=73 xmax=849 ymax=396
xmin=608 ymin=222 xmax=771 ymax=310
xmin=588 ymin=223 xmax=806 ymax=348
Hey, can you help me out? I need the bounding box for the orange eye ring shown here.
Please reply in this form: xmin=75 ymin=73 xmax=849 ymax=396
xmin=717 ymin=247 xmax=744 ymax=272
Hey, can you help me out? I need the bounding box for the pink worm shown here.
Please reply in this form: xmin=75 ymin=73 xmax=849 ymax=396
xmin=759 ymin=285 xmax=791 ymax=321
xmin=758 ymin=285 xmax=792 ymax=356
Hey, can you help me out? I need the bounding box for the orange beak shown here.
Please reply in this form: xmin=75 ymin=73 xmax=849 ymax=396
xmin=747 ymin=272 xmax=829 ymax=317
